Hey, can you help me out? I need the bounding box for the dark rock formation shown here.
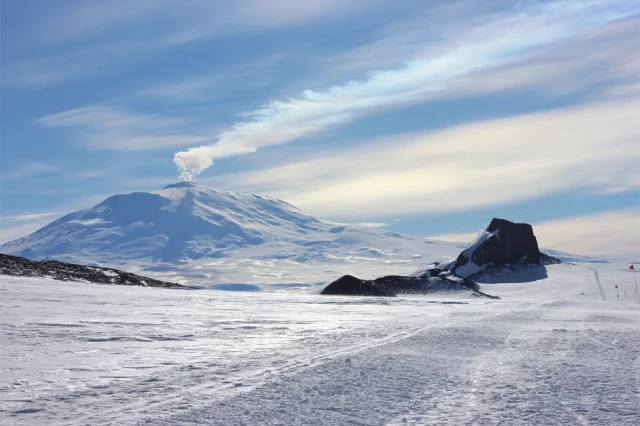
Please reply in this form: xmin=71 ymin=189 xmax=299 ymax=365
xmin=321 ymin=218 xmax=560 ymax=297
xmin=321 ymin=275 xmax=396 ymax=296
xmin=321 ymin=273 xmax=498 ymax=298
xmin=449 ymin=218 xmax=560 ymax=278
xmin=0 ymin=253 xmax=191 ymax=289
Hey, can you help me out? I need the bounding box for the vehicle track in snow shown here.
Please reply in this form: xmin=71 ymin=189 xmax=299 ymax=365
xmin=93 ymin=309 xmax=501 ymax=426
xmin=585 ymin=266 xmax=606 ymax=301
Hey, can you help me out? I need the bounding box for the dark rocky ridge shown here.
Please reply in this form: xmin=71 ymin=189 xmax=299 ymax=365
xmin=321 ymin=275 xmax=396 ymax=297
xmin=322 ymin=218 xmax=558 ymax=297
xmin=0 ymin=254 xmax=191 ymax=289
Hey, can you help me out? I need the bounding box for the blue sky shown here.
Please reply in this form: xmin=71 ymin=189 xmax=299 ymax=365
xmin=1 ymin=0 xmax=639 ymax=257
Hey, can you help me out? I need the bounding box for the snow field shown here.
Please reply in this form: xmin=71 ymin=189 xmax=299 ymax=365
xmin=1 ymin=262 xmax=639 ymax=425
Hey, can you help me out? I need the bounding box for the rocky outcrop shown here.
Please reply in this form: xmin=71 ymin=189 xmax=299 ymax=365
xmin=320 ymin=275 xmax=396 ymax=296
xmin=0 ymin=254 xmax=191 ymax=289
xmin=448 ymin=218 xmax=560 ymax=278
xmin=321 ymin=273 xmax=497 ymax=298
xmin=321 ymin=218 xmax=559 ymax=297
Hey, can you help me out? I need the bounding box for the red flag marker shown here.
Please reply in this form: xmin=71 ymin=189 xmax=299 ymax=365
xmin=630 ymin=265 xmax=635 ymax=270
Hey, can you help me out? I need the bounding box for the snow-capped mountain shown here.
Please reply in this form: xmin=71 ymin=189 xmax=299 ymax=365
xmin=0 ymin=182 xmax=464 ymax=286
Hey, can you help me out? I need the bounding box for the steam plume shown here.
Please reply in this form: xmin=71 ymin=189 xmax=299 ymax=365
xmin=173 ymin=0 xmax=638 ymax=179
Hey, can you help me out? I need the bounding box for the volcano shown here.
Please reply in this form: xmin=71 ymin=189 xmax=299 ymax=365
xmin=0 ymin=182 xmax=463 ymax=285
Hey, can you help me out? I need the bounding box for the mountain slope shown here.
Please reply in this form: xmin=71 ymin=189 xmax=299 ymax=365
xmin=2 ymin=182 xmax=324 ymax=263
xmin=0 ymin=183 xmax=463 ymax=286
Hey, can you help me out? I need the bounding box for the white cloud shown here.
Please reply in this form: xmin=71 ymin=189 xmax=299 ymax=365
xmin=173 ymin=1 xmax=640 ymax=177
xmin=0 ymin=194 xmax=113 ymax=245
xmin=0 ymin=161 xmax=58 ymax=182
xmin=2 ymin=212 xmax=62 ymax=222
xmin=128 ymin=54 xmax=285 ymax=103
xmin=2 ymin=53 xmax=99 ymax=88
xmin=204 ymin=97 xmax=640 ymax=218
xmin=534 ymin=209 xmax=640 ymax=258
xmin=132 ymin=76 xmax=228 ymax=103
xmin=0 ymin=212 xmax=68 ymax=245
xmin=321 ymin=0 xmax=511 ymax=76
xmin=2 ymin=0 xmax=377 ymax=87
xmin=325 ymin=221 xmax=388 ymax=228
xmin=18 ymin=0 xmax=377 ymax=47
xmin=37 ymin=105 xmax=209 ymax=151
xmin=0 ymin=41 xmax=141 ymax=88
xmin=0 ymin=222 xmax=47 ymax=245
xmin=0 ymin=212 xmax=61 ymax=244
xmin=428 ymin=232 xmax=479 ymax=244
xmin=430 ymin=209 xmax=640 ymax=258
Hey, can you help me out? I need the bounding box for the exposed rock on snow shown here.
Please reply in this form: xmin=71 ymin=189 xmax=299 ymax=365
xmin=447 ymin=218 xmax=560 ymax=279
xmin=320 ymin=275 xmax=396 ymax=296
xmin=0 ymin=254 xmax=189 ymax=289
xmin=320 ymin=273 xmax=498 ymax=298
xmin=322 ymin=218 xmax=558 ymax=297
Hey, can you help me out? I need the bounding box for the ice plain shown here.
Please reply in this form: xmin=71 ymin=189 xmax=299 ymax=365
xmin=1 ymin=262 xmax=639 ymax=425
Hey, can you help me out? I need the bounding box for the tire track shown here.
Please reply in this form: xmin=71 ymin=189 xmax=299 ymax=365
xmin=76 ymin=324 xmax=447 ymax=425
xmin=585 ymin=266 xmax=606 ymax=301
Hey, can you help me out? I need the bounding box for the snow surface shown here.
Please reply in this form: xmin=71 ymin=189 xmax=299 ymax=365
xmin=2 ymin=262 xmax=639 ymax=425
xmin=0 ymin=183 xmax=464 ymax=287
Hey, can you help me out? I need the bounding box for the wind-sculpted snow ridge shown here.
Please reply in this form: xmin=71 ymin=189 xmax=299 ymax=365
xmin=0 ymin=182 xmax=463 ymax=286
xmin=0 ymin=254 xmax=190 ymax=289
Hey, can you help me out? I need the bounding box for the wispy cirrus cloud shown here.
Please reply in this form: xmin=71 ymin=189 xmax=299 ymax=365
xmin=173 ymin=0 xmax=640 ymax=178
xmin=203 ymin=96 xmax=640 ymax=218
xmin=1 ymin=41 xmax=152 ymax=88
xmin=0 ymin=192 xmax=115 ymax=244
xmin=0 ymin=161 xmax=59 ymax=182
xmin=2 ymin=212 xmax=63 ymax=222
xmin=132 ymin=76 xmax=229 ymax=103
xmin=37 ymin=106 xmax=209 ymax=151
xmin=2 ymin=0 xmax=381 ymax=88
xmin=130 ymin=54 xmax=283 ymax=103
xmin=14 ymin=0 xmax=379 ymax=47
xmin=0 ymin=222 xmax=48 ymax=244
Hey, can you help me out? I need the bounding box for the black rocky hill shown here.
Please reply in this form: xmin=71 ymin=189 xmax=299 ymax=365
xmin=448 ymin=218 xmax=560 ymax=278
xmin=0 ymin=253 xmax=191 ymax=289
xmin=322 ymin=218 xmax=560 ymax=297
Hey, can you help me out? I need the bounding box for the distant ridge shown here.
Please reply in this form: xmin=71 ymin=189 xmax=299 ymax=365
xmin=0 ymin=253 xmax=190 ymax=289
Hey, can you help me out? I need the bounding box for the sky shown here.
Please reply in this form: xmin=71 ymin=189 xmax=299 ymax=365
xmin=1 ymin=0 xmax=639 ymax=258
